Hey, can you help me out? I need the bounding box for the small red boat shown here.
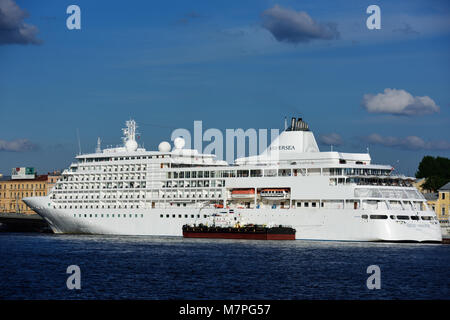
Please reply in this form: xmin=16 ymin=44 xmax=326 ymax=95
xmin=182 ymin=224 xmax=296 ymax=240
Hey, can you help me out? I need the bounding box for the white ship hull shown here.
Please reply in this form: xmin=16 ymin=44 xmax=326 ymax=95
xmin=25 ymin=196 xmax=442 ymax=242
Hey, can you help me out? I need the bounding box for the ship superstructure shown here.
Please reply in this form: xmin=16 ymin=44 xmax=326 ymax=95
xmin=23 ymin=118 xmax=442 ymax=242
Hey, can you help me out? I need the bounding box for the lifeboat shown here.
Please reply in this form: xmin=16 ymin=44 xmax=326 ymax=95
xmin=231 ymin=189 xmax=255 ymax=199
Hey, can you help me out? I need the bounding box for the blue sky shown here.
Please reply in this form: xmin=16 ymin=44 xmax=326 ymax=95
xmin=0 ymin=0 xmax=449 ymax=176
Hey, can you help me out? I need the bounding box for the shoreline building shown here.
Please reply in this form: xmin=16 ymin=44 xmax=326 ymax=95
xmin=426 ymin=182 xmax=450 ymax=222
xmin=47 ymin=170 xmax=61 ymax=194
xmin=0 ymin=168 xmax=61 ymax=215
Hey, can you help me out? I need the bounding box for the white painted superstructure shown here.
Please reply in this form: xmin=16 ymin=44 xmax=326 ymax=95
xmin=23 ymin=118 xmax=442 ymax=242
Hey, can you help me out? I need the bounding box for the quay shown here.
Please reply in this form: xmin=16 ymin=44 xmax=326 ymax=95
xmin=0 ymin=213 xmax=51 ymax=233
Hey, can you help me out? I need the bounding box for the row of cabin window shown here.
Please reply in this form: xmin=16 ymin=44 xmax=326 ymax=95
xmin=61 ymin=175 xmax=146 ymax=181
xmin=164 ymin=180 xmax=225 ymax=187
xmin=55 ymin=183 xmax=146 ymax=190
xmin=57 ymin=204 xmax=140 ymax=209
xmin=330 ymin=168 xmax=391 ymax=175
xmin=168 ymin=168 xmax=393 ymax=179
xmin=73 ymin=213 xmax=144 ymax=218
xmin=361 ymin=214 xmax=436 ymax=221
xmin=79 ymin=155 xmax=165 ymax=163
xmin=160 ymin=214 xmax=208 ymax=219
xmin=54 ymin=194 xmax=144 ymax=199
xmin=296 ymin=202 xmax=322 ymax=208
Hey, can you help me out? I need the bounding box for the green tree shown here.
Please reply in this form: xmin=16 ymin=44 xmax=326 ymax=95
xmin=416 ymin=156 xmax=450 ymax=192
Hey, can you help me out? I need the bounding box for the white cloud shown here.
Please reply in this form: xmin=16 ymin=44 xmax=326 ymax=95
xmin=0 ymin=139 xmax=38 ymax=152
xmin=318 ymin=133 xmax=343 ymax=146
xmin=362 ymin=88 xmax=439 ymax=115
xmin=365 ymin=133 xmax=450 ymax=150
xmin=393 ymin=23 xmax=420 ymax=35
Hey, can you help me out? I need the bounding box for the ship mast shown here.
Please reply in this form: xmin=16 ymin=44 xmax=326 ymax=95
xmin=95 ymin=137 xmax=102 ymax=153
xmin=122 ymin=119 xmax=139 ymax=152
xmin=122 ymin=120 xmax=137 ymax=143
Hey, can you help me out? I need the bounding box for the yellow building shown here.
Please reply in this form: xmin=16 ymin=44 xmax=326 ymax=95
xmin=0 ymin=175 xmax=49 ymax=214
xmin=0 ymin=167 xmax=61 ymax=214
xmin=0 ymin=168 xmax=61 ymax=215
xmin=47 ymin=170 xmax=61 ymax=194
xmin=425 ymin=182 xmax=450 ymax=222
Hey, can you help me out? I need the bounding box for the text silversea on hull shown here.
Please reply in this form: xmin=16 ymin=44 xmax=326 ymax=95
xmin=23 ymin=118 xmax=442 ymax=242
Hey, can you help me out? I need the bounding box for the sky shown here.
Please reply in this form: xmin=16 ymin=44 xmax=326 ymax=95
xmin=0 ymin=0 xmax=449 ymax=176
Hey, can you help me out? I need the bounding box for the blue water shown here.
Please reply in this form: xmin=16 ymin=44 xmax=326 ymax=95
xmin=0 ymin=232 xmax=449 ymax=299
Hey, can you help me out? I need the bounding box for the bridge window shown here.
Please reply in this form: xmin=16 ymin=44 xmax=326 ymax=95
xmin=370 ymin=215 xmax=388 ymax=219
xmin=237 ymin=170 xmax=249 ymax=177
xmin=250 ymin=170 xmax=262 ymax=177
xmin=389 ymin=201 xmax=403 ymax=210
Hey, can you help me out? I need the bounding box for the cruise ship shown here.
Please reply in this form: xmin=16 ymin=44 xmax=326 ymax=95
xmin=23 ymin=118 xmax=442 ymax=242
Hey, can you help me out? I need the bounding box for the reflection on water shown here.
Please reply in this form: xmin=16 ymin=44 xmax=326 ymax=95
xmin=0 ymin=232 xmax=449 ymax=299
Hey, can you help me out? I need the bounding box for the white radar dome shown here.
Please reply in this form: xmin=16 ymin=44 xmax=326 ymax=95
xmin=158 ymin=141 xmax=171 ymax=152
xmin=173 ymin=137 xmax=185 ymax=149
xmin=125 ymin=139 xmax=138 ymax=152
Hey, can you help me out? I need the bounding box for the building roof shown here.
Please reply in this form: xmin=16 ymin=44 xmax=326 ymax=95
xmin=48 ymin=170 xmax=61 ymax=176
xmin=423 ymin=192 xmax=438 ymax=201
xmin=439 ymin=182 xmax=450 ymax=191
xmin=0 ymin=175 xmax=48 ymax=182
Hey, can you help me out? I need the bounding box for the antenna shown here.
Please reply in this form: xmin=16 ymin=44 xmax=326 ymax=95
xmin=122 ymin=119 xmax=138 ymax=143
xmin=96 ymin=137 xmax=102 ymax=153
xmin=76 ymin=128 xmax=82 ymax=155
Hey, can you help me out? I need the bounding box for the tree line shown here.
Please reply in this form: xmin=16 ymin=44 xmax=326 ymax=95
xmin=416 ymin=156 xmax=450 ymax=192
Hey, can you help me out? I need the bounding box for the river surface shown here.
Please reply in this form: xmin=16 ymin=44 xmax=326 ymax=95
xmin=0 ymin=232 xmax=449 ymax=299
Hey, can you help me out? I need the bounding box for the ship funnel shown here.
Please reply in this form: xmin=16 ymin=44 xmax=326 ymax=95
xmin=290 ymin=117 xmax=296 ymax=131
xmin=293 ymin=117 xmax=309 ymax=131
